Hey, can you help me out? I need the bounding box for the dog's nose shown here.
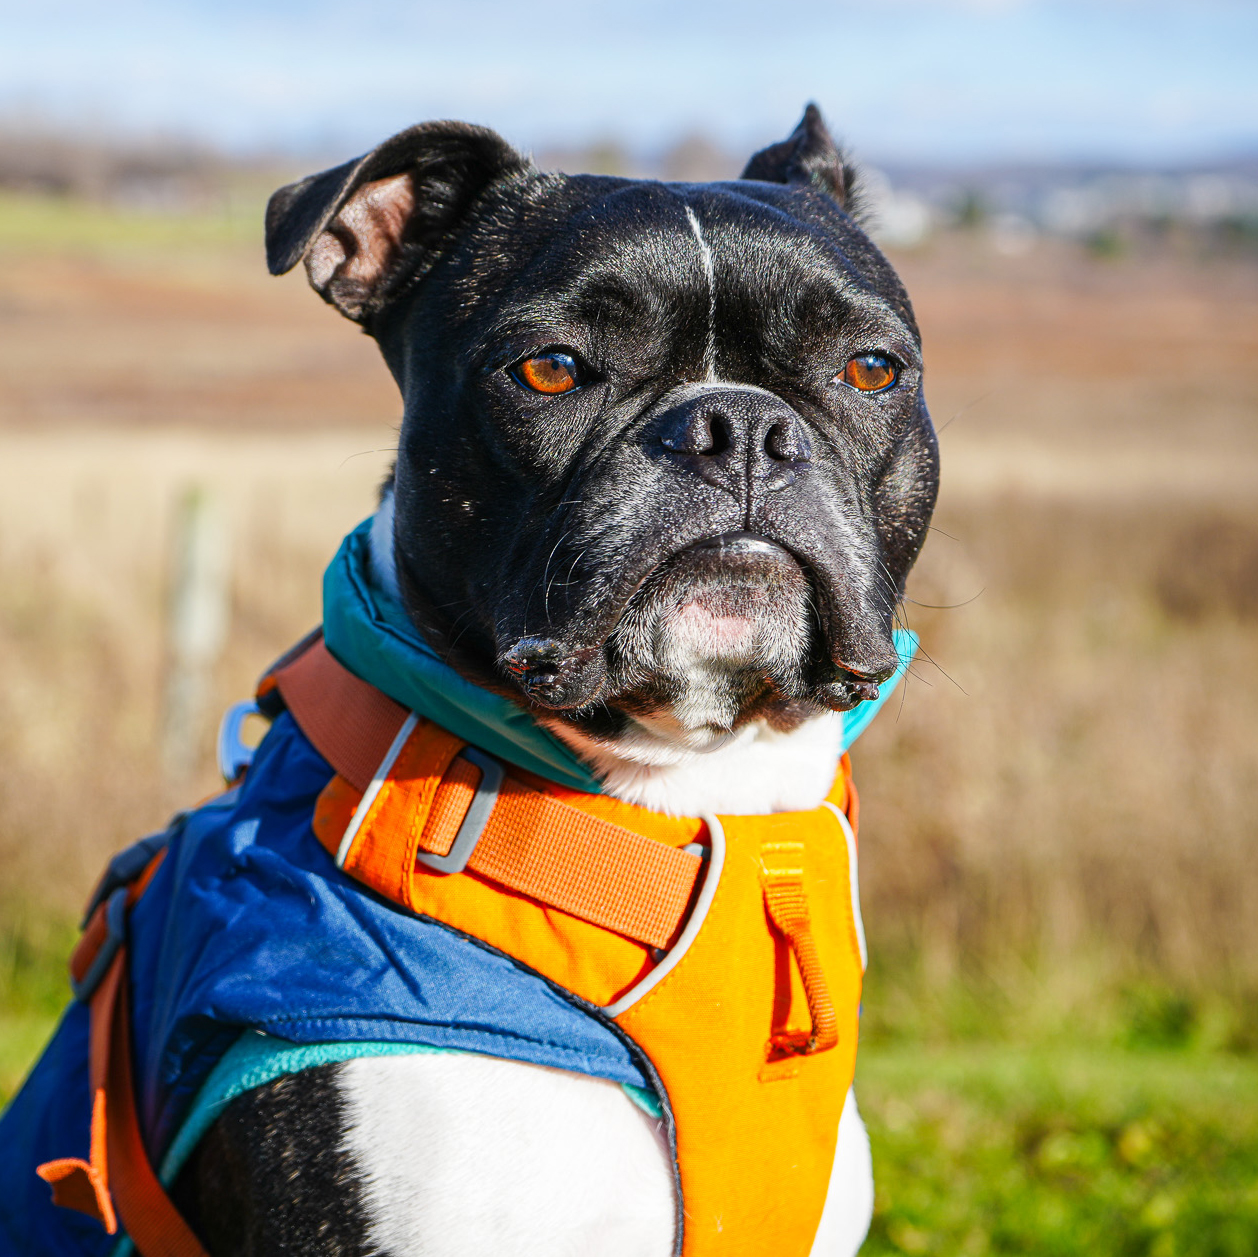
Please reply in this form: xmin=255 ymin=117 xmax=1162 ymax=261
xmin=654 ymin=388 xmax=811 ymax=493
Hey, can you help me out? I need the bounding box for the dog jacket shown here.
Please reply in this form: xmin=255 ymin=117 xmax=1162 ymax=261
xmin=0 ymin=518 xmax=915 ymax=1257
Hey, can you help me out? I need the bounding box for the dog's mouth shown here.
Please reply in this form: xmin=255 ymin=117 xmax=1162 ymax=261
xmin=595 ymin=531 xmax=821 ymax=735
xmin=493 ymin=525 xmax=898 ymax=726
xmin=614 ymin=532 xmax=811 ymax=659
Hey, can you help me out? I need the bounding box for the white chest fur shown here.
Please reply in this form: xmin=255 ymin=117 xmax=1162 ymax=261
xmin=545 ymin=709 xmax=845 ymax=816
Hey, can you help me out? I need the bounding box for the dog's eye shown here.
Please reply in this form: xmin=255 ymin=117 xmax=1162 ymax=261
xmin=838 ymin=354 xmax=897 ymax=393
xmin=512 ymin=351 xmax=582 ymax=395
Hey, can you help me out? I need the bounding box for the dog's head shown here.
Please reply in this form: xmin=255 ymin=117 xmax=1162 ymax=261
xmin=268 ymin=106 xmax=938 ymax=757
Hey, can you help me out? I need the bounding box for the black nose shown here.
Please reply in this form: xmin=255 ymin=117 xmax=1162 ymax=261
xmin=654 ymin=388 xmax=812 ymax=493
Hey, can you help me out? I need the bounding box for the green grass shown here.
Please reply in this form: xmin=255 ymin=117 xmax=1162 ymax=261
xmin=0 ymin=906 xmax=77 ymax=1106
xmin=2 ymin=913 xmax=1256 ymax=1256
xmin=0 ymin=1010 xmax=61 ymax=1103
xmin=0 ymin=185 xmax=270 ymax=256
xmin=858 ymin=1045 xmax=1258 ymax=1256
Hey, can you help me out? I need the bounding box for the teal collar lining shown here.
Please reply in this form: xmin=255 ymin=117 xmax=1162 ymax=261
xmin=322 ymin=517 xmax=917 ymax=795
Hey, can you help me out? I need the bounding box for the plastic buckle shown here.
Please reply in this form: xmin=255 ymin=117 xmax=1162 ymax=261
xmin=415 ymin=746 xmax=504 ymax=875
xmin=217 ymin=699 xmax=262 ymax=784
xmin=71 ymin=887 xmax=129 ymax=1002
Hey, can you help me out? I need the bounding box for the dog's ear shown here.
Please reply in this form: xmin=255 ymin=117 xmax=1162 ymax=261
xmin=740 ymin=104 xmax=858 ymax=211
xmin=266 ymin=121 xmax=529 ymax=323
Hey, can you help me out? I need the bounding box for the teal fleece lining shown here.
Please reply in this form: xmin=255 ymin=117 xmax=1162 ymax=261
xmin=162 ymin=1034 xmax=449 ymax=1185
xmin=324 ymin=519 xmax=605 ymax=791
xmin=322 ymin=517 xmax=918 ymax=785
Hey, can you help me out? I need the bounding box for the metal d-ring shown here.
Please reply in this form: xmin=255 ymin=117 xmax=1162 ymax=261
xmin=217 ymin=699 xmax=263 ymax=784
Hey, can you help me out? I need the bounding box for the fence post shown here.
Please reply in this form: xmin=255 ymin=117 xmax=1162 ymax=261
xmin=161 ymin=485 xmax=230 ymax=781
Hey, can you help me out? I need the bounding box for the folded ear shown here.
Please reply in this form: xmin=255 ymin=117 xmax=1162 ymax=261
xmin=265 ymin=121 xmax=529 ymax=323
xmin=740 ymin=104 xmax=858 ymax=211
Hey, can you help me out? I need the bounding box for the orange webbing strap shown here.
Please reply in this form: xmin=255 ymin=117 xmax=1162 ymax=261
xmin=278 ymin=638 xmax=707 ymax=952
xmin=271 ymin=635 xmax=408 ymax=792
xmin=415 ymin=766 xmax=702 ymax=951
xmin=36 ymin=954 xmax=118 ymax=1234
xmin=38 ymin=855 xmax=209 ymax=1256
xmin=760 ymin=841 xmax=838 ymax=1055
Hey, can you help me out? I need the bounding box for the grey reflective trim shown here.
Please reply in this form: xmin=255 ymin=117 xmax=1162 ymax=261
xmin=602 ymin=813 xmax=726 ymax=1018
xmin=336 ymin=712 xmax=419 ymax=867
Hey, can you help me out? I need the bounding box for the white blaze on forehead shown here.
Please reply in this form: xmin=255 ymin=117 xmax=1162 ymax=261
xmin=684 ymin=205 xmax=717 ymax=381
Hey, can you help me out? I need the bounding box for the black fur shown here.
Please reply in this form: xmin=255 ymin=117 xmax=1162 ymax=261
xmin=740 ymin=102 xmax=864 ymax=215
xmin=171 ymin=1064 xmax=379 ymax=1256
xmin=266 ymin=120 xmax=528 ymax=323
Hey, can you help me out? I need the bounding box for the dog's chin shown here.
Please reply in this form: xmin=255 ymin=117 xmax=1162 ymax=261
xmin=603 ymin=532 xmax=817 ymax=744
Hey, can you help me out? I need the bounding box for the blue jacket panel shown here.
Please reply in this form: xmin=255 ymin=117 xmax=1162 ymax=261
xmin=0 ymin=711 xmax=651 ymax=1256
xmin=0 ymin=1001 xmax=115 ymax=1257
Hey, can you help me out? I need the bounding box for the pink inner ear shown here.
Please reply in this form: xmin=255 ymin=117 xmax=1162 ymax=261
xmin=306 ymin=172 xmax=417 ymax=300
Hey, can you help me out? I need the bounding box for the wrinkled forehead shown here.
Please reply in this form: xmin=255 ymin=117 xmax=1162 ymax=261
xmin=484 ymin=178 xmax=913 ymax=346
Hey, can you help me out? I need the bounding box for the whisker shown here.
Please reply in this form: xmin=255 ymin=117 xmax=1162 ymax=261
xmin=536 ymin=523 xmax=578 ymax=622
xmin=906 ymin=644 xmax=966 ymax=695
xmin=904 ymin=587 xmax=986 ymax=611
xmin=935 ymin=390 xmax=993 ymax=436
xmin=338 ymin=447 xmax=397 ymax=468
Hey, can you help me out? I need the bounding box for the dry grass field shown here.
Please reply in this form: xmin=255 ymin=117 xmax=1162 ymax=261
xmin=862 ymin=242 xmax=1258 ymax=1009
xmin=1 ymin=189 xmax=1256 ymax=1252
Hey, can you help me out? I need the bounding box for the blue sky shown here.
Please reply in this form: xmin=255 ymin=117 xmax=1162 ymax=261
xmin=1 ymin=0 xmax=1254 ymax=165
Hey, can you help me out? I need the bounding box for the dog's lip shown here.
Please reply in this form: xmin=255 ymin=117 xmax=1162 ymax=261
xmin=633 ymin=529 xmax=813 ymax=623
xmin=631 ymin=530 xmax=812 ymax=619
xmin=654 ymin=530 xmax=813 ymax=594
xmin=681 ymin=530 xmax=796 ymax=562
xmin=496 ymin=530 xmax=818 ymax=711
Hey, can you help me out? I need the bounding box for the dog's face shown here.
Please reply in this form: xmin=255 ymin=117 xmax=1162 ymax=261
xmin=268 ymin=108 xmax=938 ymax=754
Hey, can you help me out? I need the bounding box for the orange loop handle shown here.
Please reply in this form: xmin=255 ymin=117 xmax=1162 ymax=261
xmin=760 ymin=851 xmax=838 ymax=1055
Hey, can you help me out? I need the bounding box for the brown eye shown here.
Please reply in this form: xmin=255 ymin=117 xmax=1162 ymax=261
xmin=839 ymin=354 xmax=897 ymax=393
xmin=512 ymin=351 xmax=582 ymax=395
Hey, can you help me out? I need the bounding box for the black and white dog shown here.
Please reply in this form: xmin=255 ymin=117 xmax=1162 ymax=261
xmin=173 ymin=105 xmax=938 ymax=1255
